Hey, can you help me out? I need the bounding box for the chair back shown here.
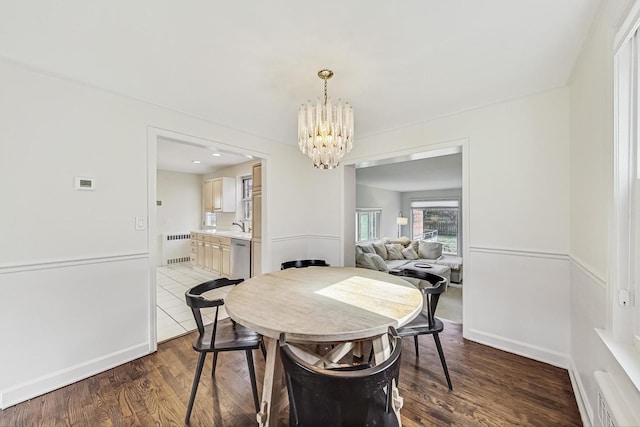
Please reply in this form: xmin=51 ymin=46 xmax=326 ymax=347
xmin=279 ymin=327 xmax=402 ymax=427
xmin=391 ymin=269 xmax=447 ymax=328
xmin=280 ymin=259 xmax=330 ymax=270
xmin=185 ymin=278 xmax=244 ymax=348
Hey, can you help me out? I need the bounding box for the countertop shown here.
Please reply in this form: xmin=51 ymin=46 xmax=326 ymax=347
xmin=192 ymin=229 xmax=252 ymax=241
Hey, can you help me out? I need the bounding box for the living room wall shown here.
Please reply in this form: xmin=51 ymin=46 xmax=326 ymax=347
xmin=355 ymin=184 xmax=401 ymax=239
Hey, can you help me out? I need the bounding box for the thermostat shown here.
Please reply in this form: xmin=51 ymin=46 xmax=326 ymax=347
xmin=75 ymin=176 xmax=96 ymax=191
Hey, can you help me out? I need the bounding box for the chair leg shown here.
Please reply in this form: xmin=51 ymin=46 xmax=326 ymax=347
xmin=211 ymin=352 xmax=218 ymax=376
xmin=433 ymin=333 xmax=452 ymax=390
xmin=185 ymin=352 xmax=207 ymax=423
xmin=414 ymin=335 xmax=420 ymax=356
xmin=245 ymin=349 xmax=260 ymax=412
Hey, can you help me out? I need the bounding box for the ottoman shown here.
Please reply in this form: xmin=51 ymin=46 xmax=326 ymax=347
xmin=392 ymin=261 xmax=451 ymax=290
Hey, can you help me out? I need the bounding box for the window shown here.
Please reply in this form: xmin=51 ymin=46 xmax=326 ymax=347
xmin=613 ymin=8 xmax=640 ymax=354
xmin=241 ymin=175 xmax=252 ymax=222
xmin=356 ymin=209 xmax=381 ymax=242
xmin=410 ymin=200 xmax=460 ymax=255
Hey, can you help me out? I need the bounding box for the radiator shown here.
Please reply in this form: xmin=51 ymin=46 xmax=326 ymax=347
xmin=594 ymin=371 xmax=640 ymax=427
xmin=161 ymin=233 xmax=191 ymax=266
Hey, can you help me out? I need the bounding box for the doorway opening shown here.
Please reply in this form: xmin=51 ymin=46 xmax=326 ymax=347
xmin=147 ymin=127 xmax=266 ymax=346
xmin=347 ymin=142 xmax=468 ymax=325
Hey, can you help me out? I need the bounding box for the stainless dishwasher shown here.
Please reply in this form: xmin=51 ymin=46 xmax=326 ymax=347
xmin=230 ymin=239 xmax=251 ymax=280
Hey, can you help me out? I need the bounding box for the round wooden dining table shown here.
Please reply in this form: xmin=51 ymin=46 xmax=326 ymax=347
xmin=225 ymin=266 xmax=423 ymax=427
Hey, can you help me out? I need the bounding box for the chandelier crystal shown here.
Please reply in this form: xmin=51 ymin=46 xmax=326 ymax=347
xmin=298 ymin=69 xmax=354 ymax=169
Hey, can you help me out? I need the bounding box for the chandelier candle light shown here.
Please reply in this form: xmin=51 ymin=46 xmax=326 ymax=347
xmin=298 ymin=69 xmax=354 ymax=169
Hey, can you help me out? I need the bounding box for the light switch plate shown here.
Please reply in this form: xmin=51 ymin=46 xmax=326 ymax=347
xmin=135 ymin=216 xmax=146 ymax=231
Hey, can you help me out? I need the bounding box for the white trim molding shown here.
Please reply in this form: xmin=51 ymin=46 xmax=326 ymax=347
xmin=0 ymin=253 xmax=149 ymax=274
xmin=469 ymin=245 xmax=567 ymax=260
xmin=0 ymin=343 xmax=149 ymax=409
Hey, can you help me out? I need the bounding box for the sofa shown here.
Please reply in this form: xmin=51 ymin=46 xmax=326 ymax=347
xmin=355 ymin=236 xmax=463 ymax=284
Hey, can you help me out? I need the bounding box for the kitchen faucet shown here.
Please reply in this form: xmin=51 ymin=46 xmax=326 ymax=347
xmin=232 ymin=222 xmax=246 ymax=232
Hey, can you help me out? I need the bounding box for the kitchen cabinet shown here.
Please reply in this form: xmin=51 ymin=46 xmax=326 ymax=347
xmin=204 ymin=240 xmax=213 ymax=271
xmin=203 ymin=180 xmax=214 ymax=212
xmin=190 ymin=232 xmax=232 ymax=277
xmin=251 ymin=240 xmax=261 ymax=277
xmin=190 ymin=232 xmax=198 ymax=267
xmin=251 ymin=162 xmax=262 ymax=277
xmin=196 ymin=242 xmax=205 ymax=269
xmin=221 ymin=244 xmax=231 ymax=277
xmin=203 ymin=177 xmax=236 ymax=213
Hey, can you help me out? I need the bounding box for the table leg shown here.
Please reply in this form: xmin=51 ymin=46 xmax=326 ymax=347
xmin=257 ymin=337 xmax=284 ymax=427
xmin=371 ymin=333 xmax=391 ymax=365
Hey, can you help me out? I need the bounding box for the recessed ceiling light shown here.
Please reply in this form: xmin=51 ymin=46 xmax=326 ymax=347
xmin=192 ymin=160 xmax=201 ymax=164
xmin=212 ymin=153 xmax=222 ymax=157
xmin=245 ymin=154 xmax=254 ymax=159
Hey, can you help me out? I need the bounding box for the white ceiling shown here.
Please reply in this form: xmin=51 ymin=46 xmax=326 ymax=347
xmin=0 ymin=1 xmax=600 ymax=177
xmin=357 ymin=153 xmax=462 ymax=193
xmin=156 ymin=137 xmax=255 ymax=174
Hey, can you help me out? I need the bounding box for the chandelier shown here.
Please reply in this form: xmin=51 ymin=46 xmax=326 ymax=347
xmin=298 ymin=69 xmax=354 ymax=169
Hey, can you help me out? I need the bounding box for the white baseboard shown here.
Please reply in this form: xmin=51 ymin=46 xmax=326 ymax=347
xmin=466 ymin=327 xmax=570 ymax=369
xmin=0 ymin=342 xmax=150 ymax=409
xmin=568 ymin=358 xmax=594 ymax=426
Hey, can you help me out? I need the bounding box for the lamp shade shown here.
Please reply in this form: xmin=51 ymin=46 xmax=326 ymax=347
xmin=397 ymin=217 xmax=408 ymax=226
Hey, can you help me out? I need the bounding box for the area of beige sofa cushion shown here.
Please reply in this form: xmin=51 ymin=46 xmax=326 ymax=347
xmin=402 ymin=246 xmax=419 ymax=260
xmin=358 ymin=243 xmax=375 ymax=254
xmin=372 ymin=241 xmax=388 ymax=260
xmin=369 ymin=253 xmax=388 ymax=271
xmin=385 ymin=244 xmax=404 ymax=260
xmin=385 ymin=236 xmax=411 ymax=247
xmin=418 ymin=241 xmax=443 ymax=259
xmin=356 ymin=252 xmax=388 ymax=271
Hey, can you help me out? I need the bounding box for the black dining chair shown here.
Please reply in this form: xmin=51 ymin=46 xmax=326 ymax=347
xmin=279 ymin=327 xmax=403 ymax=427
xmin=389 ymin=268 xmax=453 ymax=390
xmin=184 ymin=277 xmax=264 ymax=423
xmin=280 ymin=259 xmax=330 ymax=270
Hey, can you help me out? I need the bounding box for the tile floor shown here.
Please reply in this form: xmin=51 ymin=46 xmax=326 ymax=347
xmin=156 ymin=263 xmax=233 ymax=343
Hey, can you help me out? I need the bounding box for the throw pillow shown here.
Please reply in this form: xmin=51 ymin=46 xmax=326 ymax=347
xmin=372 ymin=241 xmax=388 ymax=260
xmin=369 ymin=253 xmax=388 ymax=271
xmin=359 ymin=243 xmax=375 ymax=254
xmin=402 ymin=246 xmax=419 ymax=260
xmin=356 ymin=253 xmax=388 ymax=272
xmin=356 ymin=253 xmax=377 ymax=270
xmin=410 ymin=240 xmax=420 ymax=253
xmin=385 ymin=236 xmax=411 ymax=248
xmin=385 ymin=244 xmax=404 ymax=260
xmin=418 ymin=241 xmax=443 ymax=260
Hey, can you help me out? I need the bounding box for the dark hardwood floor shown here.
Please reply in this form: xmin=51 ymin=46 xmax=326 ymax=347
xmin=0 ymin=321 xmax=582 ymax=426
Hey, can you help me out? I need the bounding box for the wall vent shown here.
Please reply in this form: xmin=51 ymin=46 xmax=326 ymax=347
xmin=594 ymin=371 xmax=640 ymax=427
xmin=166 ymin=256 xmax=190 ymax=265
xmin=161 ymin=233 xmax=191 ymax=266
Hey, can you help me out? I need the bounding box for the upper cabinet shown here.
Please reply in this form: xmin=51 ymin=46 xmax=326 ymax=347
xmin=203 ymin=177 xmax=236 ymax=212
xmin=203 ymin=180 xmax=214 ymax=212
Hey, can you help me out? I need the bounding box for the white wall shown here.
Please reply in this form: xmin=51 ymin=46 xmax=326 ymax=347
xmin=0 ymin=59 xmax=335 ymax=408
xmin=568 ymin=0 xmax=640 ymax=423
xmin=345 ymin=88 xmax=572 ymax=369
xmin=155 ymin=170 xmax=202 ymax=267
xmin=356 ymin=184 xmax=401 ymax=239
